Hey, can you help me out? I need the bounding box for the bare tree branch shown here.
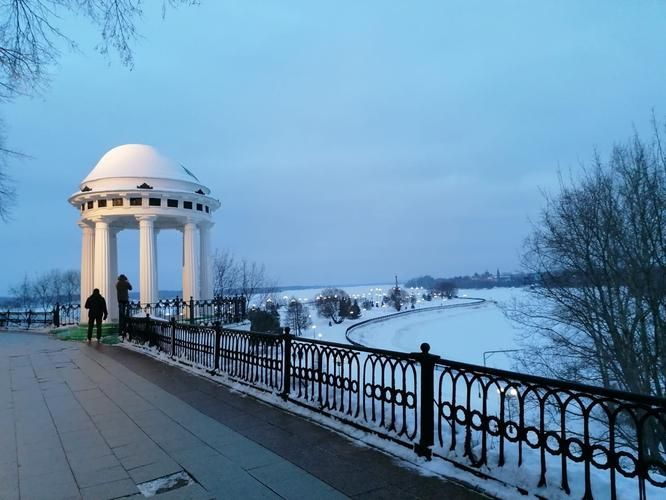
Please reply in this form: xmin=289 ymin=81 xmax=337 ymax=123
xmin=0 ymin=0 xmax=199 ymax=220
xmin=508 ymin=119 xmax=666 ymax=460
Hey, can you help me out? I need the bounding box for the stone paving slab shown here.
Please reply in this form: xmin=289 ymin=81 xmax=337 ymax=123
xmin=0 ymin=331 xmax=490 ymax=499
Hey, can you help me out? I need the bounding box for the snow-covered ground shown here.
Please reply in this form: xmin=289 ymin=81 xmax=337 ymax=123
xmin=274 ymin=284 xmax=526 ymax=370
xmin=127 ymin=284 xmax=664 ymax=500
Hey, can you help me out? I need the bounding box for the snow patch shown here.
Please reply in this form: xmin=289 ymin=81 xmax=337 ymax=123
xmin=136 ymin=471 xmax=193 ymax=497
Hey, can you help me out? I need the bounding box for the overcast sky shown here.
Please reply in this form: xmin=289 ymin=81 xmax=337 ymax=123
xmin=1 ymin=0 xmax=665 ymax=294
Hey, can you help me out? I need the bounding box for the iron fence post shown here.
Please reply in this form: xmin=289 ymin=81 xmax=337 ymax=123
xmin=53 ymin=303 xmax=60 ymax=327
xmin=281 ymin=327 xmax=292 ymax=401
xmin=189 ymin=296 xmax=195 ymax=325
xmin=214 ymin=321 xmax=221 ymax=372
xmin=412 ymin=342 xmax=439 ymax=460
xmin=170 ymin=317 xmax=176 ymax=357
xmin=145 ymin=313 xmax=155 ymax=347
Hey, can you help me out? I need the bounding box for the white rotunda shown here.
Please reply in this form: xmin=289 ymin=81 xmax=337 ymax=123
xmin=69 ymin=144 xmax=220 ymax=323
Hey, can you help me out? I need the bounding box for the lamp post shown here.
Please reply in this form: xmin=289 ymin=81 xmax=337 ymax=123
xmin=312 ymin=324 xmax=317 ymax=339
xmin=483 ymin=349 xmax=520 ymax=368
xmin=479 ymin=349 xmax=521 ymax=398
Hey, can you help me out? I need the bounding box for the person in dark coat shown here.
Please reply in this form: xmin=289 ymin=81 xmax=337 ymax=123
xmin=85 ymin=288 xmax=108 ymax=342
xmin=116 ymin=274 xmax=132 ymax=334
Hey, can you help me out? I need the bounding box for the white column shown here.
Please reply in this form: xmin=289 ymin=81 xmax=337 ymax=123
xmin=199 ymin=222 xmax=214 ymax=300
xmin=154 ymin=229 xmax=160 ymax=294
xmin=108 ymin=228 xmax=119 ymax=322
xmin=182 ymin=220 xmax=199 ymax=302
xmin=137 ymin=215 xmax=158 ymax=305
xmin=93 ymin=219 xmax=112 ymax=323
xmin=79 ymin=222 xmax=95 ymax=321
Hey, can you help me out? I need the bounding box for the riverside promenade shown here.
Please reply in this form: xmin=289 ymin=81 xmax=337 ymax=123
xmin=0 ymin=331 xmax=488 ymax=500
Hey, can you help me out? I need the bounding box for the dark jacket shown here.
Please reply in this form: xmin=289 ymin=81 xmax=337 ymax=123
xmin=116 ymin=277 xmax=133 ymax=302
xmin=85 ymin=292 xmax=108 ymax=319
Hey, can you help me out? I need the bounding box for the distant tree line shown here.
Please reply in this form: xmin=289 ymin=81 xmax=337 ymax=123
xmin=403 ymin=275 xmax=458 ymax=299
xmin=405 ymin=271 xmax=535 ymax=291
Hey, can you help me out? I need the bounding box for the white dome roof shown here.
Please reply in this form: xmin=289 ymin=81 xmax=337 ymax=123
xmin=78 ymin=143 xmax=212 ymax=195
xmin=83 ymin=144 xmax=201 ymax=185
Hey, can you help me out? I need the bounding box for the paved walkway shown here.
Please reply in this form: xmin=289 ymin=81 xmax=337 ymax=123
xmin=0 ymin=331 xmax=489 ymax=499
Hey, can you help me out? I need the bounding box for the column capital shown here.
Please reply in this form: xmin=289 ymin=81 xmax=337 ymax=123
xmin=91 ymin=218 xmax=110 ymax=229
xmin=89 ymin=215 xmax=116 ymax=224
xmin=136 ymin=215 xmax=157 ymax=224
xmin=78 ymin=221 xmax=94 ymax=231
xmin=198 ymin=220 xmax=214 ymax=230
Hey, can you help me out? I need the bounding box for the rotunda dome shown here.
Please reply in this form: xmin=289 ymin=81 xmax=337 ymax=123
xmin=80 ymin=144 xmax=209 ymax=194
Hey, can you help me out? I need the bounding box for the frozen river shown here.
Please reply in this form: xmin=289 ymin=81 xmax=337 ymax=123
xmin=346 ymin=288 xmax=526 ymax=370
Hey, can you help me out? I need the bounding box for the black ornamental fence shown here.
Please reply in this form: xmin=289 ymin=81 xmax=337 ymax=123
xmin=125 ymin=315 xmax=666 ymax=499
xmin=0 ymin=303 xmax=81 ymax=329
xmin=0 ymin=296 xmax=245 ymax=330
xmin=125 ymin=296 xmax=246 ymax=326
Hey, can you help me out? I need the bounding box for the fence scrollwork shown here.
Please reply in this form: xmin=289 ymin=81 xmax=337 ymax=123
xmin=124 ymin=316 xmax=666 ymax=499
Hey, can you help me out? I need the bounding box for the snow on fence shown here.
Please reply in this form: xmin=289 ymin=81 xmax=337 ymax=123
xmin=433 ymin=358 xmax=666 ymax=499
xmin=125 ymin=316 xmax=666 ymax=499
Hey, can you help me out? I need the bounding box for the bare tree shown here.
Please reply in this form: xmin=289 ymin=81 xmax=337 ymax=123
xmin=8 ymin=268 xmax=79 ymax=310
xmin=61 ymin=269 xmax=80 ymax=304
xmin=0 ymin=0 xmax=198 ymax=97
xmin=212 ymin=251 xmax=277 ymax=307
xmin=0 ymin=0 xmax=198 ymax=219
xmin=315 ymin=288 xmax=350 ymax=324
xmin=286 ymin=297 xmax=311 ymax=336
xmin=31 ymin=271 xmax=53 ymax=311
xmin=212 ymin=249 xmax=239 ymax=297
xmin=234 ymin=258 xmax=276 ymax=307
xmin=385 ymin=286 xmax=409 ymax=311
xmin=0 ymin=131 xmax=16 ymax=221
xmin=509 ymin=120 xmax=666 ymax=460
xmin=9 ymin=274 xmax=33 ymax=309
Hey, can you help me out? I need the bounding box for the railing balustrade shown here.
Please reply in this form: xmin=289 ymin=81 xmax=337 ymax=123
xmin=126 ymin=296 xmax=246 ymax=325
xmin=0 ymin=296 xmax=243 ymax=330
xmin=124 ymin=315 xmax=666 ymax=499
xmin=0 ymin=303 xmax=81 ymax=329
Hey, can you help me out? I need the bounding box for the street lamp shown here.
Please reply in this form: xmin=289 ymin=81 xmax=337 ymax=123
xmin=312 ymin=324 xmax=317 ymax=339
